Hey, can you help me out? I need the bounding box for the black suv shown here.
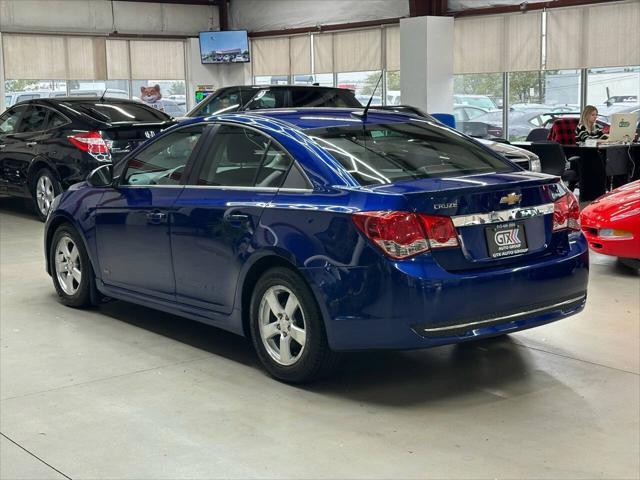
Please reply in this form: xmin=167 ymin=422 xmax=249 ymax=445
xmin=187 ymin=85 xmax=362 ymax=117
xmin=0 ymin=98 xmax=175 ymax=220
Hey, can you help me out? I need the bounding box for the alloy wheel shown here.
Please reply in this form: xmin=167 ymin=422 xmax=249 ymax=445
xmin=258 ymin=285 xmax=307 ymax=366
xmin=54 ymin=235 xmax=82 ymax=296
xmin=36 ymin=175 xmax=55 ymax=217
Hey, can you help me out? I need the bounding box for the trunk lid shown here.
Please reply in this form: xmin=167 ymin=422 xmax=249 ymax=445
xmin=374 ymin=172 xmax=566 ymax=271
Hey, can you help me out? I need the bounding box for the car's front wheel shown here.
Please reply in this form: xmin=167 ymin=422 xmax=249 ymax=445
xmin=250 ymin=267 xmax=340 ymax=383
xmin=32 ymin=168 xmax=61 ymax=221
xmin=50 ymin=225 xmax=94 ymax=308
xmin=618 ymin=257 xmax=640 ymax=270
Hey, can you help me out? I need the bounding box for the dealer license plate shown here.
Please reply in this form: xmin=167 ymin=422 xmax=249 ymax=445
xmin=485 ymin=222 xmax=528 ymax=258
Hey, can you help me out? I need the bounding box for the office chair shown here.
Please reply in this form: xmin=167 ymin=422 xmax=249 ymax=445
xmin=528 ymin=141 xmax=579 ymax=184
xmin=605 ymin=147 xmax=631 ymax=190
xmin=526 ymin=128 xmax=549 ymax=141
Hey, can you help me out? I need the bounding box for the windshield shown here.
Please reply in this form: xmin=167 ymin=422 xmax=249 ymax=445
xmin=455 ymin=96 xmax=497 ymax=110
xmin=307 ymin=121 xmax=514 ymax=186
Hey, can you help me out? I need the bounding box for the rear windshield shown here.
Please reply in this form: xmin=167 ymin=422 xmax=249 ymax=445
xmin=291 ymin=89 xmax=361 ymax=108
xmin=61 ymin=101 xmax=171 ymax=123
xmin=306 ymin=121 xmax=514 ymax=185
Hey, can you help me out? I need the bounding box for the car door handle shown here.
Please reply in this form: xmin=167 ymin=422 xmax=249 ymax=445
xmin=25 ymin=142 xmax=37 ymax=147
xmin=0 ymin=144 xmax=5 ymax=150
xmin=146 ymin=211 xmax=167 ymax=224
xmin=224 ymin=213 xmax=250 ymax=224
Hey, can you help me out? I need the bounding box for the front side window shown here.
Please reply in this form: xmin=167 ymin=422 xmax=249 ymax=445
xmin=0 ymin=106 xmax=27 ymax=134
xmin=196 ymin=125 xmax=292 ymax=188
xmin=197 ymin=88 xmax=253 ymax=116
xmin=307 ymin=121 xmax=514 ymax=186
xmin=123 ymin=125 xmax=204 ymax=186
xmin=245 ymin=90 xmax=287 ymax=110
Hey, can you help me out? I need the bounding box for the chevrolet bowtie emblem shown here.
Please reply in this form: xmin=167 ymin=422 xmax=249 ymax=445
xmin=500 ymin=192 xmax=522 ymax=205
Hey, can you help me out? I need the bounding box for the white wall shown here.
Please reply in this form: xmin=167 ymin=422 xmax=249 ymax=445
xmin=186 ymin=38 xmax=251 ymax=110
xmin=230 ymin=0 xmax=409 ymax=31
xmin=0 ymin=0 xmax=218 ymax=35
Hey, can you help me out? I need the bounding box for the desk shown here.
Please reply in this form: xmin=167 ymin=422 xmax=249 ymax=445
xmin=513 ymin=142 xmax=640 ymax=202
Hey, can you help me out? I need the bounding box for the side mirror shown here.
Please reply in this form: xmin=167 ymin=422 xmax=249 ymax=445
xmin=87 ymin=164 xmax=114 ymax=187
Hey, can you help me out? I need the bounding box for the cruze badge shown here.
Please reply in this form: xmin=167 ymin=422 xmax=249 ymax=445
xmin=494 ymin=228 xmax=521 ymax=246
xmin=144 ymin=131 xmax=156 ymax=139
xmin=500 ymin=192 xmax=522 ymax=206
xmin=434 ymin=201 xmax=458 ymax=210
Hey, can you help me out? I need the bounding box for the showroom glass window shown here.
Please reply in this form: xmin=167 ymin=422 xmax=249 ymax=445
xmin=67 ymin=80 xmax=130 ymax=101
xmin=386 ymin=71 xmax=400 ymax=106
xmin=3 ymin=80 xmax=66 ymax=108
xmin=195 ymin=125 xmax=293 ymax=188
xmin=336 ymin=71 xmax=383 ymax=106
xmin=586 ymin=66 xmax=640 ymax=120
xmin=131 ymin=80 xmax=187 ymax=117
xmin=0 ymin=106 xmax=28 ymax=134
xmin=507 ymin=69 xmax=581 ymax=141
xmin=293 ymin=74 xmax=334 ymax=87
xmin=122 ymin=125 xmax=205 ymax=186
xmin=453 ymin=73 xmax=504 ymax=138
xmin=254 ymin=75 xmax=289 ymax=85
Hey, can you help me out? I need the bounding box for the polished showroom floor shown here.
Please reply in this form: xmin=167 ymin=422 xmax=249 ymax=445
xmin=1 ymin=196 xmax=639 ymax=479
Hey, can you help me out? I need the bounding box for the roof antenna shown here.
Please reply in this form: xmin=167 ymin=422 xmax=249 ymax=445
xmin=352 ymin=73 xmax=383 ymax=121
xmin=99 ymin=87 xmax=108 ymax=102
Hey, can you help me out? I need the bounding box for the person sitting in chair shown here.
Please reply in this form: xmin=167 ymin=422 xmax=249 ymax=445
xmin=576 ymin=105 xmax=608 ymax=144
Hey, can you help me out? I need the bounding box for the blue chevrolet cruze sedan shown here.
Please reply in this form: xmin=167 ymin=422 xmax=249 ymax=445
xmin=44 ymin=108 xmax=589 ymax=382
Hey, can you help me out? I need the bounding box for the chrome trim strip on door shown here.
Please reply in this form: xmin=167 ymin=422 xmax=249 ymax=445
xmin=451 ymin=203 xmax=555 ymax=227
xmin=422 ymin=295 xmax=586 ymax=333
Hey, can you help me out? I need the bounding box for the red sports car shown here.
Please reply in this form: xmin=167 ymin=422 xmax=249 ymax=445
xmin=580 ymin=180 xmax=640 ymax=268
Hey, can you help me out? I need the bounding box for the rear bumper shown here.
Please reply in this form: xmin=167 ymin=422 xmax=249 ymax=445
xmin=303 ymin=233 xmax=589 ymax=351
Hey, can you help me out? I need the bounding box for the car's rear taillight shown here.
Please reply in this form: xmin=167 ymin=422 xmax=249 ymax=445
xmin=352 ymin=211 xmax=459 ymax=259
xmin=418 ymin=214 xmax=460 ymax=249
xmin=553 ymin=192 xmax=580 ymax=232
xmin=68 ymin=131 xmax=111 ymax=162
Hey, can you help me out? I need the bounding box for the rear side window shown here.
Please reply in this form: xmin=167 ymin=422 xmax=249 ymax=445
xmin=291 ymin=89 xmax=360 ymax=108
xmin=195 ymin=125 xmax=292 ymax=188
xmin=48 ymin=112 xmax=69 ymax=129
xmin=122 ymin=125 xmax=204 ymax=186
xmin=307 ymin=121 xmax=514 ymax=186
xmin=63 ymin=101 xmax=170 ymax=123
xmin=19 ymin=106 xmax=49 ymax=132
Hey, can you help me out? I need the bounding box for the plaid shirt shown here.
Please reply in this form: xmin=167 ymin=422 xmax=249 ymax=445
xmin=547 ymin=118 xmax=579 ymax=145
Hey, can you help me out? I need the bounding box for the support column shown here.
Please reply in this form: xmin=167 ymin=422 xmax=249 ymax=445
xmin=0 ymin=32 xmax=5 ymax=112
xmin=400 ymin=16 xmax=454 ymax=114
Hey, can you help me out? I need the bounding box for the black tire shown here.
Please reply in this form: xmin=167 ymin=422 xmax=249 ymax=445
xmin=49 ymin=224 xmax=94 ymax=308
xmin=249 ymin=267 xmax=341 ymax=383
xmin=31 ymin=168 xmax=61 ymax=222
xmin=618 ymin=257 xmax=640 ymax=270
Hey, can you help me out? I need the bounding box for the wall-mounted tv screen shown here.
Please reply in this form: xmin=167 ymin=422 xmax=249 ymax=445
xmin=199 ymin=30 xmax=250 ymax=64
